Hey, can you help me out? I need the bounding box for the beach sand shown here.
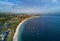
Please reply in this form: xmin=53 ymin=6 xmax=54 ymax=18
xmin=13 ymin=16 xmax=40 ymax=41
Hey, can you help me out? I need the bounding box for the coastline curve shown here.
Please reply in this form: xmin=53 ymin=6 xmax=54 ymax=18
xmin=13 ymin=16 xmax=40 ymax=41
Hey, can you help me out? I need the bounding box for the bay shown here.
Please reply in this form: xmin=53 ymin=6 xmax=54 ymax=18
xmin=18 ymin=14 xmax=60 ymax=41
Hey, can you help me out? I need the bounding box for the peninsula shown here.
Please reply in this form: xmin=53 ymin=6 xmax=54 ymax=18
xmin=0 ymin=13 xmax=40 ymax=41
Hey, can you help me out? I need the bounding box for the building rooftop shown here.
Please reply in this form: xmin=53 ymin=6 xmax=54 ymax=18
xmin=0 ymin=33 xmax=4 ymax=41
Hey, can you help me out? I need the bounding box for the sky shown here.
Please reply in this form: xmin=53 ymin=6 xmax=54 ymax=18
xmin=0 ymin=0 xmax=60 ymax=14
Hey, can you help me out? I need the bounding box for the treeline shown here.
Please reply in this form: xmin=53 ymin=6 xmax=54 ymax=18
xmin=0 ymin=14 xmax=14 ymax=24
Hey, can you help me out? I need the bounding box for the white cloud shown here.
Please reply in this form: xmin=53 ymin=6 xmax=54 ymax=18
xmin=0 ymin=1 xmax=15 ymax=6
xmin=0 ymin=1 xmax=23 ymax=8
xmin=0 ymin=1 xmax=37 ymax=13
xmin=0 ymin=1 xmax=20 ymax=12
xmin=52 ymin=0 xmax=57 ymax=3
xmin=11 ymin=8 xmax=42 ymax=13
xmin=0 ymin=0 xmax=60 ymax=14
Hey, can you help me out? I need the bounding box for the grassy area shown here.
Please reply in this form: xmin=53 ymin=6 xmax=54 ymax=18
xmin=7 ymin=16 xmax=31 ymax=41
xmin=0 ymin=27 xmax=8 ymax=32
xmin=6 ymin=29 xmax=15 ymax=41
xmin=0 ymin=14 xmax=14 ymax=32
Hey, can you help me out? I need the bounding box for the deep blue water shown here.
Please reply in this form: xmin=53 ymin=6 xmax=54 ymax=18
xmin=18 ymin=14 xmax=60 ymax=41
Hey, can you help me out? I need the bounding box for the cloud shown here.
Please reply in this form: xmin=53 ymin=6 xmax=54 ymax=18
xmin=52 ymin=0 xmax=57 ymax=3
xmin=0 ymin=1 xmax=15 ymax=6
xmin=9 ymin=7 xmax=41 ymax=13
xmin=0 ymin=1 xmax=20 ymax=12
xmin=0 ymin=0 xmax=38 ymax=13
xmin=0 ymin=0 xmax=60 ymax=14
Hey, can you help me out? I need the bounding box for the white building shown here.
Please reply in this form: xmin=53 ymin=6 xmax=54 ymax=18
xmin=0 ymin=33 xmax=4 ymax=41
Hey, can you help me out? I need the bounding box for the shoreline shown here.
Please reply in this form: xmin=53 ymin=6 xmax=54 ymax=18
xmin=13 ymin=16 xmax=40 ymax=41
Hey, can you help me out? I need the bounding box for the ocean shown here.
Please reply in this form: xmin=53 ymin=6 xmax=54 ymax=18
xmin=18 ymin=14 xmax=60 ymax=41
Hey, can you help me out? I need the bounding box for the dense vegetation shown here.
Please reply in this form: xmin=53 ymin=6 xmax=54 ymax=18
xmin=0 ymin=14 xmax=14 ymax=32
xmin=0 ymin=14 xmax=31 ymax=41
xmin=0 ymin=14 xmax=14 ymax=24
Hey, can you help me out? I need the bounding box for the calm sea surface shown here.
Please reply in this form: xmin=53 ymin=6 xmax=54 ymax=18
xmin=18 ymin=14 xmax=60 ymax=41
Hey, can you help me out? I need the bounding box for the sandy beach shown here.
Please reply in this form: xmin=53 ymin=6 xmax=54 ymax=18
xmin=13 ymin=16 xmax=40 ymax=41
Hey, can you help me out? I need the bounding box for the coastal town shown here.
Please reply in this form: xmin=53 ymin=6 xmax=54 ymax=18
xmin=0 ymin=13 xmax=32 ymax=41
xmin=0 ymin=0 xmax=60 ymax=41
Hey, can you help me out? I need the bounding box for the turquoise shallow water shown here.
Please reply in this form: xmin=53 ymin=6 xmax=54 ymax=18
xmin=18 ymin=14 xmax=60 ymax=41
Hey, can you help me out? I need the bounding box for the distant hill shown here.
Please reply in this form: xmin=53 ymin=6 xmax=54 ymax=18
xmin=0 ymin=12 xmax=14 ymax=14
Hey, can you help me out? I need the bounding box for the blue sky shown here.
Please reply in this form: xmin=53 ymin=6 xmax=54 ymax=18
xmin=0 ymin=0 xmax=60 ymax=14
